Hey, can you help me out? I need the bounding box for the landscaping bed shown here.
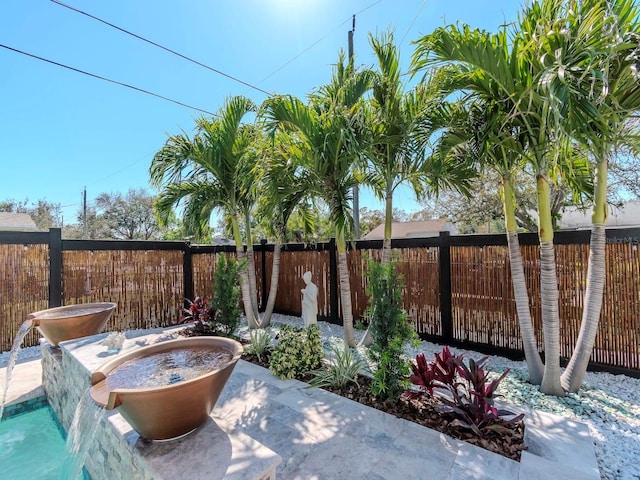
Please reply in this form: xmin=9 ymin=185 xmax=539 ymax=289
xmin=242 ymin=351 xmax=525 ymax=462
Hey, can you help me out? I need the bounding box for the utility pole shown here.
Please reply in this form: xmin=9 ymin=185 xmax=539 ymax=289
xmin=349 ymin=14 xmax=360 ymax=239
xmin=82 ymin=187 xmax=87 ymax=240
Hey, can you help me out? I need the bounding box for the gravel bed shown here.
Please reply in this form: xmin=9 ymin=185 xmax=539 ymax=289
xmin=3 ymin=316 xmax=638 ymax=479
xmin=261 ymin=314 xmax=640 ymax=480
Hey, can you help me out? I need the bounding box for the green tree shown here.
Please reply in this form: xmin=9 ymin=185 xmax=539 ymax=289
xmin=262 ymin=53 xmax=373 ymax=347
xmin=540 ymin=0 xmax=640 ymax=392
xmin=0 ymin=198 xmax=62 ymax=230
xmin=252 ymin=131 xmax=315 ymax=326
xmin=94 ymin=189 xmax=161 ymax=240
xmin=150 ymin=96 xmax=261 ymax=327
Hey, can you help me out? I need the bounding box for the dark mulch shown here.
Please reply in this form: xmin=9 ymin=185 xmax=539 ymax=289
xmin=240 ymin=351 xmax=525 ymax=462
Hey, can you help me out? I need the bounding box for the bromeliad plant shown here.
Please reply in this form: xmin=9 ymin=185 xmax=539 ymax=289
xmin=409 ymin=347 xmax=524 ymax=436
xmin=307 ymin=343 xmax=368 ymax=390
xmin=245 ymin=328 xmax=274 ymax=363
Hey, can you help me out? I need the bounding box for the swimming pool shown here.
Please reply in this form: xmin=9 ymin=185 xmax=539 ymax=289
xmin=0 ymin=405 xmax=89 ymax=479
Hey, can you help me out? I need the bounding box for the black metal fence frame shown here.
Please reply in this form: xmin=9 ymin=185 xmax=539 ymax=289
xmin=1 ymin=227 xmax=639 ymax=377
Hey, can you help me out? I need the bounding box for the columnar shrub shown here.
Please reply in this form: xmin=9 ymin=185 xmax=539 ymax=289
xmin=211 ymin=254 xmax=241 ymax=336
xmin=365 ymin=258 xmax=418 ymax=400
xmin=269 ymin=324 xmax=323 ymax=380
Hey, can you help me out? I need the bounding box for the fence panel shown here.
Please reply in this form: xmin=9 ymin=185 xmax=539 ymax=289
xmin=267 ymin=247 xmax=331 ymax=318
xmin=62 ymin=250 xmax=184 ymax=332
xmin=0 ymin=243 xmax=49 ymax=352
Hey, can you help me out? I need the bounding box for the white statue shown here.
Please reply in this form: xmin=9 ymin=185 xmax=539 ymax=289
xmin=301 ymin=271 xmax=318 ymax=327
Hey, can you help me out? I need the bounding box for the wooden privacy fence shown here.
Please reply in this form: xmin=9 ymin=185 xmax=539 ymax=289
xmin=1 ymin=228 xmax=638 ymax=377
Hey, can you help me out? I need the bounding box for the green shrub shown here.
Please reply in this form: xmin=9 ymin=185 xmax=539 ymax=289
xmin=307 ymin=343 xmax=367 ymax=389
xmin=245 ymin=328 xmax=273 ymax=362
xmin=211 ymin=254 xmax=241 ymax=336
xmin=365 ymin=258 xmax=418 ymax=400
xmin=269 ymin=324 xmax=323 ymax=380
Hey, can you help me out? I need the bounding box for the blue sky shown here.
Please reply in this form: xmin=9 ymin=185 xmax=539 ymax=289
xmin=1 ymin=0 xmax=522 ymax=226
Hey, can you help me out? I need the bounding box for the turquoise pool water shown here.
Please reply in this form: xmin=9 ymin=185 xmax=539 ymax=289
xmin=0 ymin=405 xmax=76 ymax=479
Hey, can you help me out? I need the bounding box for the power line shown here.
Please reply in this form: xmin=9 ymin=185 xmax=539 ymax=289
xmin=50 ymin=0 xmax=272 ymax=96
xmin=254 ymin=0 xmax=385 ymax=87
xmin=0 ymin=43 xmax=216 ymax=116
xmin=400 ymin=0 xmax=428 ymax=46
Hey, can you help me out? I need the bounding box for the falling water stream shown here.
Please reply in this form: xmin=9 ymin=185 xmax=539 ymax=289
xmin=0 ymin=321 xmax=33 ymax=420
xmin=60 ymin=389 xmax=106 ymax=480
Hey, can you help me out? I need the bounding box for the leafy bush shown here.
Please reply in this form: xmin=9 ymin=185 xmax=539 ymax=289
xmin=365 ymin=259 xmax=418 ymax=400
xmin=409 ymin=347 xmax=524 ymax=436
xmin=269 ymin=324 xmax=323 ymax=380
xmin=307 ymin=344 xmax=368 ymax=389
xmin=181 ymin=297 xmax=215 ymax=333
xmin=245 ymin=328 xmax=273 ymax=362
xmin=211 ymin=254 xmax=241 ymax=336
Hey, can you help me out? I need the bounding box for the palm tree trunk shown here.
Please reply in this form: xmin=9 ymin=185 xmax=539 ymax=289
xmin=232 ymin=215 xmax=259 ymax=329
xmin=260 ymin=242 xmax=282 ymax=328
xmin=244 ymin=215 xmax=261 ymax=322
xmin=561 ymin=160 xmax=609 ymax=392
xmin=381 ymin=192 xmax=393 ymax=265
xmin=537 ymin=175 xmax=565 ymax=396
xmin=336 ymin=232 xmax=357 ymax=347
xmin=502 ymin=178 xmax=544 ymax=384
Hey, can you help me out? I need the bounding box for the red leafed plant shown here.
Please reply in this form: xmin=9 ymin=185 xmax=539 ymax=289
xmin=408 ymin=347 xmax=524 ymax=436
xmin=180 ymin=297 xmax=216 ymax=333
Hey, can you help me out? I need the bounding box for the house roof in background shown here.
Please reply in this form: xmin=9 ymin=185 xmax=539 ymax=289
xmin=559 ymin=201 xmax=640 ymax=229
xmin=0 ymin=212 xmax=38 ymax=231
xmin=363 ymin=220 xmax=456 ymax=240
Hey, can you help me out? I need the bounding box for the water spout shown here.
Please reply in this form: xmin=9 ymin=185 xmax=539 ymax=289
xmin=0 ymin=321 xmax=33 ymax=421
xmin=60 ymin=389 xmax=106 ymax=480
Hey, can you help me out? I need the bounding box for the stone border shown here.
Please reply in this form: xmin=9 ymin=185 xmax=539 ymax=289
xmin=41 ymin=331 xmax=281 ymax=480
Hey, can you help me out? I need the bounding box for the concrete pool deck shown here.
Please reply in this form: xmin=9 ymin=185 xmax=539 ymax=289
xmin=2 ymin=339 xmax=601 ymax=479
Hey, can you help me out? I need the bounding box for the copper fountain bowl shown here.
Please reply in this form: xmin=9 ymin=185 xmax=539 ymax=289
xmin=89 ymin=336 xmax=243 ymax=441
xmin=28 ymin=302 xmax=117 ymax=347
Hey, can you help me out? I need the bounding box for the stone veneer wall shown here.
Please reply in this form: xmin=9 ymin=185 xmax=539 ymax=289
xmin=40 ymin=333 xmax=279 ymax=480
xmin=41 ymin=342 xmax=152 ymax=479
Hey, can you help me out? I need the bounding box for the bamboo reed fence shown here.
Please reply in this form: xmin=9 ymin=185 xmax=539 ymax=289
xmin=1 ymin=229 xmax=638 ymax=375
xmin=0 ymin=243 xmax=49 ymax=351
xmin=61 ymin=249 xmax=184 ymax=333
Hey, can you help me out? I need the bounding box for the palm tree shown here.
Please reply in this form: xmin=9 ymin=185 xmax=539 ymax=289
xmin=412 ymin=0 xmax=634 ymax=395
xmin=261 ymin=55 xmax=373 ymax=347
xmin=150 ymin=95 xmax=261 ymax=327
xmin=252 ymin=131 xmax=315 ymax=327
xmin=365 ymin=31 xmax=434 ymax=264
xmin=540 ymin=0 xmax=640 ymax=392
xmin=412 ymin=12 xmax=576 ymax=395
xmin=431 ymin=98 xmax=548 ymax=384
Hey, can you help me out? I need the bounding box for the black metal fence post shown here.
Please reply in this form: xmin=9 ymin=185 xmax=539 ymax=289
xmin=328 ymin=237 xmax=340 ymax=325
xmin=183 ymin=242 xmax=193 ymax=304
xmin=48 ymin=228 xmax=63 ymax=308
xmin=439 ymin=231 xmax=453 ymax=343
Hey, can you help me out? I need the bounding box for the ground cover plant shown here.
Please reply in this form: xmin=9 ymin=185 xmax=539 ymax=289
xmin=268 ymin=324 xmax=323 ymax=380
xmin=241 ymin=323 xmax=525 ymax=461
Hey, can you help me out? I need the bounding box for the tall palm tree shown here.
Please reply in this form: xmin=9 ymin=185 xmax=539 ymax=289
xmin=412 ymin=13 xmax=575 ymax=395
xmin=538 ymin=0 xmax=640 ymax=392
xmin=262 ymin=55 xmax=373 ymax=347
xmin=431 ymin=98 xmax=547 ymax=384
xmin=150 ymin=95 xmax=261 ymax=327
xmin=366 ymin=31 xmax=434 ymax=264
xmin=252 ymin=131 xmax=315 ymax=327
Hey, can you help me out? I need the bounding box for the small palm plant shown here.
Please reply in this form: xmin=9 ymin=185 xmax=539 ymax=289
xmin=307 ymin=343 xmax=368 ymax=390
xmin=244 ymin=328 xmax=273 ymax=363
